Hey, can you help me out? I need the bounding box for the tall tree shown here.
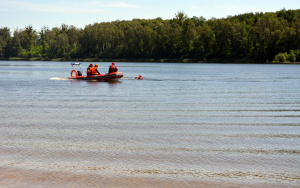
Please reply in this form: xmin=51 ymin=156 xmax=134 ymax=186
xmin=0 ymin=27 xmax=11 ymax=58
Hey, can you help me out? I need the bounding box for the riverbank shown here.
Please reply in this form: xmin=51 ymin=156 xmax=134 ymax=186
xmin=1 ymin=57 xmax=299 ymax=64
xmin=0 ymin=167 xmax=297 ymax=188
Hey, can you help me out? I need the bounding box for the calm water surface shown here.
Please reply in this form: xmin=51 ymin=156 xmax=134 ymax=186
xmin=0 ymin=61 xmax=299 ymax=186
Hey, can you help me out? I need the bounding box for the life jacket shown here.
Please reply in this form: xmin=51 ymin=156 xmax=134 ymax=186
xmin=109 ymin=65 xmax=118 ymax=73
xmin=87 ymin=67 xmax=92 ymax=75
xmin=91 ymin=67 xmax=99 ymax=75
xmin=136 ymin=75 xmax=143 ymax=79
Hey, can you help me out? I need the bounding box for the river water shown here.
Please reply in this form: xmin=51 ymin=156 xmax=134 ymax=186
xmin=0 ymin=61 xmax=299 ymax=187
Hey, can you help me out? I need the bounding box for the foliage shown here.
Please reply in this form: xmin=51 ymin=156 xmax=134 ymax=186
xmin=0 ymin=9 xmax=299 ymax=62
xmin=273 ymin=50 xmax=300 ymax=63
xmin=273 ymin=53 xmax=287 ymax=62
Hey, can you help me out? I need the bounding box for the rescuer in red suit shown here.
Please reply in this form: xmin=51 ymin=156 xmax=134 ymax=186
xmin=135 ymin=75 xmax=143 ymax=79
xmin=108 ymin=62 xmax=118 ymax=73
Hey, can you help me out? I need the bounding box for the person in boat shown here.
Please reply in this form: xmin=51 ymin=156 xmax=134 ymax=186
xmin=135 ymin=75 xmax=143 ymax=79
xmin=108 ymin=62 xmax=118 ymax=73
xmin=87 ymin=63 xmax=93 ymax=76
xmin=91 ymin=64 xmax=100 ymax=75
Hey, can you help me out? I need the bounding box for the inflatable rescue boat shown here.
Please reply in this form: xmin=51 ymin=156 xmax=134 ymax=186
xmin=68 ymin=63 xmax=123 ymax=81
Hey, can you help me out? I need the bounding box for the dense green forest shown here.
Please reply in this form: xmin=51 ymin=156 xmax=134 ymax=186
xmin=0 ymin=9 xmax=299 ymax=63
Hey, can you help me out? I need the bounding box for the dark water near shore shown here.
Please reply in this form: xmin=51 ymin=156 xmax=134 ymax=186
xmin=0 ymin=61 xmax=299 ymax=186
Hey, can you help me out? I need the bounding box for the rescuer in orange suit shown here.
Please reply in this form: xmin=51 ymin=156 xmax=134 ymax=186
xmin=108 ymin=62 xmax=118 ymax=73
xmin=91 ymin=64 xmax=100 ymax=75
xmin=87 ymin=63 xmax=93 ymax=75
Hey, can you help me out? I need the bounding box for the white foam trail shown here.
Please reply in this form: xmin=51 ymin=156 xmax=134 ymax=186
xmin=49 ymin=77 xmax=69 ymax=80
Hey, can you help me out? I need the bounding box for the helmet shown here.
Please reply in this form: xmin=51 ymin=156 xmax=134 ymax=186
xmin=112 ymin=62 xmax=115 ymax=65
xmin=89 ymin=63 xmax=94 ymax=67
xmin=95 ymin=64 xmax=98 ymax=67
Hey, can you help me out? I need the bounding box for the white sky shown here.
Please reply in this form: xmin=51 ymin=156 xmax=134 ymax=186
xmin=0 ymin=0 xmax=298 ymax=32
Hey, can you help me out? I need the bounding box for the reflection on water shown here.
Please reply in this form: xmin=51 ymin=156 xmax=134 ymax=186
xmin=0 ymin=61 xmax=299 ymax=187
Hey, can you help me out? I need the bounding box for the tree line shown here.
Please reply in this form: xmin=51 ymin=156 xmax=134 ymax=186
xmin=0 ymin=9 xmax=299 ymax=63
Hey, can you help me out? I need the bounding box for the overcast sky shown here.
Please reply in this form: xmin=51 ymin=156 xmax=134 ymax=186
xmin=0 ymin=0 xmax=298 ymax=32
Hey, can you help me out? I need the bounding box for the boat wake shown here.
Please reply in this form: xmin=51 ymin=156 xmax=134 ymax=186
xmin=49 ymin=77 xmax=69 ymax=81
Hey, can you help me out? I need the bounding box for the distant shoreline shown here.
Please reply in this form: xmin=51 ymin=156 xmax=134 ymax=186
xmin=1 ymin=57 xmax=299 ymax=64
